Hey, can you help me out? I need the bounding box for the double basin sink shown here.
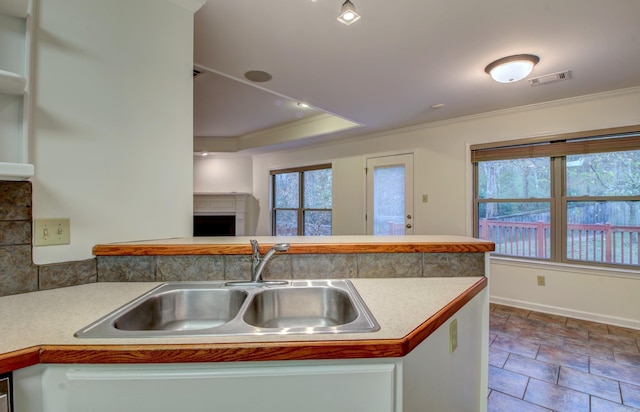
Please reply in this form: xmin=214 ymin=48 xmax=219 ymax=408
xmin=75 ymin=280 xmax=379 ymax=338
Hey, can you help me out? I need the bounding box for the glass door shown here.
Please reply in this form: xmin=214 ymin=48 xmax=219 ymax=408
xmin=366 ymin=154 xmax=414 ymax=235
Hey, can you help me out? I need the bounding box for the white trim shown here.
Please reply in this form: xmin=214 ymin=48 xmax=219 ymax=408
xmin=167 ymin=0 xmax=206 ymax=13
xmin=490 ymin=295 xmax=640 ymax=330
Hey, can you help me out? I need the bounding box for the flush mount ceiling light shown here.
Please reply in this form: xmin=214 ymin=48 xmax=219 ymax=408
xmin=337 ymin=0 xmax=361 ymax=25
xmin=485 ymin=54 xmax=540 ymax=83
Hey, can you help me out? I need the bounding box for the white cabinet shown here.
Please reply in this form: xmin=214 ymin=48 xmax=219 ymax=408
xmin=15 ymin=362 xmax=398 ymax=412
xmin=0 ymin=0 xmax=34 ymax=180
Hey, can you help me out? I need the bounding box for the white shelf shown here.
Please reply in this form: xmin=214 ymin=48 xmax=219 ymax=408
xmin=0 ymin=0 xmax=29 ymax=18
xmin=0 ymin=69 xmax=26 ymax=95
xmin=0 ymin=162 xmax=34 ymax=180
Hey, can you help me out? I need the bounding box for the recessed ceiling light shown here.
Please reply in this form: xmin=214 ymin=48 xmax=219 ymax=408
xmin=298 ymin=102 xmax=310 ymax=108
xmin=431 ymin=103 xmax=445 ymax=109
xmin=485 ymin=54 xmax=540 ymax=83
xmin=244 ymin=70 xmax=273 ymax=83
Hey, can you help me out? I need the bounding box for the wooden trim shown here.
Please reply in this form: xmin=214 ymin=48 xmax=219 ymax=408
xmin=0 ymin=347 xmax=40 ymax=374
xmin=0 ymin=278 xmax=487 ymax=370
xmin=93 ymin=242 xmax=495 ymax=256
xmin=38 ymin=341 xmax=405 ymax=364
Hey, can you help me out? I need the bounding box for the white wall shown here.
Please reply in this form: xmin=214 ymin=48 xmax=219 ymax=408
xmin=331 ymin=156 xmax=366 ymax=235
xmin=250 ymin=87 xmax=640 ymax=327
xmin=490 ymin=260 xmax=639 ymax=328
xmin=193 ymin=154 xmax=252 ymax=193
xmin=31 ymin=0 xmax=196 ymax=264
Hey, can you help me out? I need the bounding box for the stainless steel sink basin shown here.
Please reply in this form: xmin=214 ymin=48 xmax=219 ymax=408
xmin=243 ymin=287 xmax=357 ymax=329
xmin=114 ymin=288 xmax=248 ymax=331
xmin=75 ymin=280 xmax=379 ymax=338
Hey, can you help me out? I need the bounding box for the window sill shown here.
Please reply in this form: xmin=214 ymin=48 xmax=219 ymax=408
xmin=490 ymin=255 xmax=640 ymax=280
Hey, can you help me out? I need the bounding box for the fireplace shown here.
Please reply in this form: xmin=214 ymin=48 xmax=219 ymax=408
xmin=193 ymin=215 xmax=235 ymax=236
xmin=193 ymin=194 xmax=251 ymax=236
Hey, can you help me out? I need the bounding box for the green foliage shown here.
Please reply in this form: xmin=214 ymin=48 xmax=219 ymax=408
xmin=304 ymin=169 xmax=332 ymax=209
xmin=478 ymin=157 xmax=550 ymax=218
xmin=566 ymin=150 xmax=640 ymax=196
xmin=478 ymin=157 xmax=550 ymax=200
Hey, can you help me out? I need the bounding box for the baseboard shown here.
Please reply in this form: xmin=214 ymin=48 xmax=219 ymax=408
xmin=490 ymin=295 xmax=640 ymax=330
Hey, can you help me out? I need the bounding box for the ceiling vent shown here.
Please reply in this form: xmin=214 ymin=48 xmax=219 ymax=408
xmin=529 ymin=70 xmax=572 ymax=86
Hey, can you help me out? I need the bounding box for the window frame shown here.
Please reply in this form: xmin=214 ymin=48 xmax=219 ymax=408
xmin=270 ymin=163 xmax=332 ymax=236
xmin=472 ymin=125 xmax=640 ymax=270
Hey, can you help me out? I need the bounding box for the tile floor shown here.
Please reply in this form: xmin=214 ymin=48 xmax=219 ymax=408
xmin=488 ymin=304 xmax=640 ymax=412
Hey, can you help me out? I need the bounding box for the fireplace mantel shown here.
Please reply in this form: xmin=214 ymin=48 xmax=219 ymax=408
xmin=193 ymin=193 xmax=252 ymax=236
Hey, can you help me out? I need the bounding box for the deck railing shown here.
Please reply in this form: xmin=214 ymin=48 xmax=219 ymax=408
xmin=479 ymin=219 xmax=640 ymax=265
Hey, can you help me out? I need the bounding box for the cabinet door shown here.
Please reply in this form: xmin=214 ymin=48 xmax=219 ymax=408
xmin=27 ymin=362 xmax=397 ymax=412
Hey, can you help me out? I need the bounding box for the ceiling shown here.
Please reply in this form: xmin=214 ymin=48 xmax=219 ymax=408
xmin=193 ymin=0 xmax=640 ymax=154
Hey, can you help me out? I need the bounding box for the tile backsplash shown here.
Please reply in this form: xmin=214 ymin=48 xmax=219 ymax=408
xmin=96 ymin=252 xmax=485 ymax=282
xmin=0 ymin=181 xmax=96 ymax=297
xmin=0 ymin=181 xmax=485 ymax=297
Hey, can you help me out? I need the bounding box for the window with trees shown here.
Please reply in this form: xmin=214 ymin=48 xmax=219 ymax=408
xmin=472 ymin=126 xmax=640 ymax=269
xmin=271 ymin=164 xmax=332 ymax=236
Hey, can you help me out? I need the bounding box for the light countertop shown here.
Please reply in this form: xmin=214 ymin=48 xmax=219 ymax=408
xmin=0 ymin=277 xmax=486 ymax=372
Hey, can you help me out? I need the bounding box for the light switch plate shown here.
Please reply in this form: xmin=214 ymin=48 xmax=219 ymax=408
xmin=449 ymin=318 xmax=458 ymax=353
xmin=33 ymin=218 xmax=70 ymax=246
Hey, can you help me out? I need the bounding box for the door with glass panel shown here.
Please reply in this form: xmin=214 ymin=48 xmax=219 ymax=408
xmin=366 ymin=154 xmax=414 ymax=235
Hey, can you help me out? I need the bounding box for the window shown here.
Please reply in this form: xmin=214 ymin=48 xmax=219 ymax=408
xmin=271 ymin=164 xmax=332 ymax=236
xmin=472 ymin=126 xmax=640 ymax=269
xmin=476 ymin=157 xmax=552 ymax=258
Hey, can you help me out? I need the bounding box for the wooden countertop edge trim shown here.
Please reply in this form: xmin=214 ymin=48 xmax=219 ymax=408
xmin=93 ymin=242 xmax=495 ymax=256
xmin=0 ymin=278 xmax=487 ymax=370
xmin=0 ymin=347 xmax=40 ymax=374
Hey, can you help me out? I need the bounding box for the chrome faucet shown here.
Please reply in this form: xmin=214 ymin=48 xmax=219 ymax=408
xmin=250 ymin=239 xmax=290 ymax=283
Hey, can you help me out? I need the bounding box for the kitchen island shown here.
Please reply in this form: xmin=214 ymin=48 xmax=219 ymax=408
xmin=3 ymin=235 xmax=493 ymax=411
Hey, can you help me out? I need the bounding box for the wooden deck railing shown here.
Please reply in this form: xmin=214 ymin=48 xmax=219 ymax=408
xmin=479 ymin=219 xmax=640 ymax=265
